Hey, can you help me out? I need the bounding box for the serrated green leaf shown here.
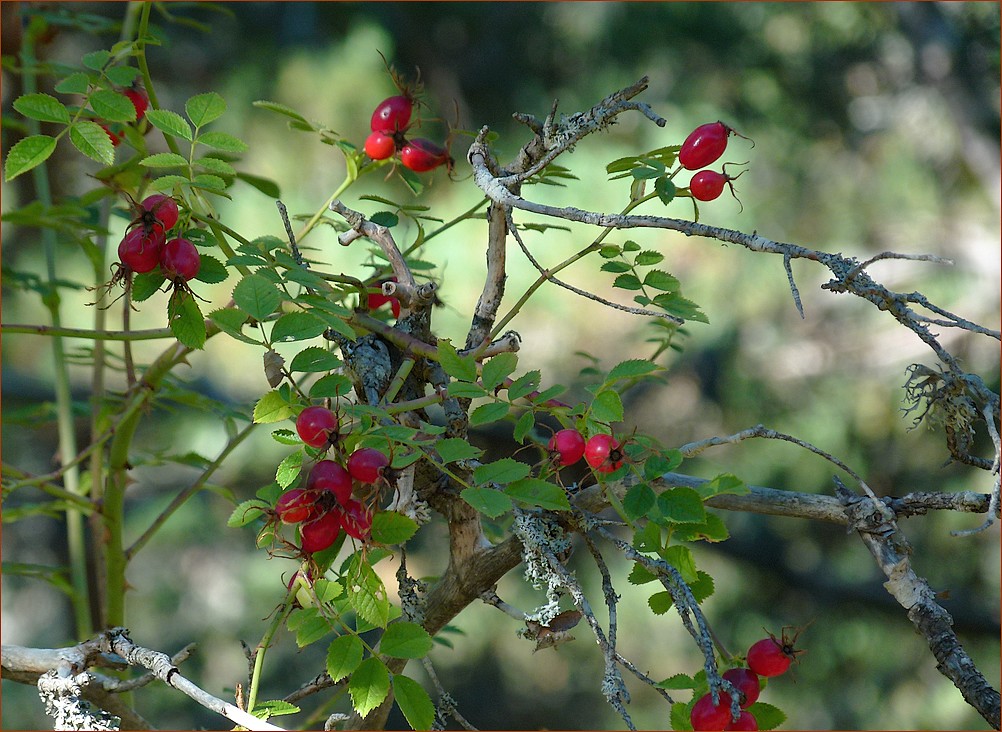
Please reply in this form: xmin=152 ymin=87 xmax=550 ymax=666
xmin=208 ymin=307 xmax=261 ymax=345
xmin=106 ymin=65 xmax=139 ymax=87
xmin=254 ymin=390 xmax=294 ymax=424
xmin=435 ymin=438 xmax=482 ymax=464
xmin=146 ymin=109 xmax=193 ymax=141
xmin=643 ymin=449 xmax=683 ymax=480
xmin=633 ymin=249 xmax=664 ymax=267
xmin=633 ymin=521 xmax=662 ymax=553
xmin=233 ymin=273 xmax=283 ymax=320
xmin=370 ymin=211 xmax=398 ymax=228
xmin=370 ymin=511 xmax=419 ymax=545
xmin=473 ymin=458 xmax=530 ymax=486
xmin=90 ymin=89 xmax=136 ymax=123
xmin=308 ymin=373 xmax=353 ymax=399
xmin=325 ymin=634 xmax=363 ymax=682
xmin=481 ymin=352 xmax=518 ymax=391
xmin=695 ymin=473 xmax=750 ymax=498
xmin=599 ymin=245 xmax=622 ymax=258
xmin=252 ymin=100 xmax=310 ymax=123
xmin=656 ymin=486 xmax=706 ymax=524
xmin=613 ymin=273 xmax=643 ymax=291
xmin=380 ymin=621 xmax=433 ymax=659
xmin=663 ymin=544 xmax=698 ymax=583
xmin=655 ymin=176 xmax=676 ymax=205
xmin=289 ymin=346 xmax=342 ymax=373
xmin=197 ymin=130 xmax=248 ymax=152
xmin=130 ymin=272 xmax=166 ymax=302
xmin=186 ymin=92 xmax=226 ymax=127
xmin=505 ymin=478 xmax=571 ymax=511
xmin=747 ymin=702 xmax=786 ymax=731
xmin=623 ymin=483 xmax=656 ymax=520
xmin=140 ymin=152 xmax=188 ymax=168
xmin=446 ymin=381 xmax=489 ymax=399
xmin=271 ymin=311 xmax=327 ymax=342
xmin=652 ymin=291 xmax=708 ymax=322
xmin=4 ymin=135 xmax=58 ymax=181
xmin=590 ymin=389 xmax=624 ymax=423
xmin=168 ymin=287 xmax=206 ymax=349
xmin=192 ymin=173 xmax=227 ymax=191
xmin=512 ymin=410 xmax=535 ymax=445
xmin=459 ymin=487 xmax=513 ymax=518
xmin=658 ymin=673 xmax=697 ymax=690
xmin=628 ymin=562 xmax=658 ymax=585
xmin=236 ymin=171 xmax=281 ymax=197
xmin=393 ymin=674 xmax=435 ymax=731
xmin=14 ymin=93 xmax=70 ymax=124
xmin=55 ymin=72 xmax=91 ymax=95
xmin=673 ymin=513 xmax=730 ymax=543
xmin=648 ymin=590 xmax=673 ymax=615
xmin=607 ymin=359 xmax=664 ymax=383
xmin=82 ymin=50 xmax=111 ymax=70
xmin=195 ymin=156 xmax=236 ymax=177
xmin=644 ymin=269 xmax=681 ymax=292
xmin=347 ymin=559 xmax=389 ymax=629
xmin=149 ymin=175 xmax=189 ymax=192
xmin=506 ymin=370 xmax=540 ymax=401
xmin=227 ymin=499 xmax=268 ymax=527
xmin=275 ymin=452 xmax=303 ymax=489
xmin=670 ymin=701 xmax=691 ymax=730
xmin=193 ymin=254 xmax=228 ymax=284
xmin=348 ymin=657 xmax=391 ymax=717
xmin=251 ymin=699 xmax=300 ymax=720
xmin=469 ymin=401 xmax=510 ymax=426
xmin=295 ymin=610 xmax=333 ymax=647
xmin=600 ymin=261 xmax=633 ymax=274
xmin=437 ymin=339 xmax=477 ymax=382
xmin=69 ymin=121 xmax=115 ymax=165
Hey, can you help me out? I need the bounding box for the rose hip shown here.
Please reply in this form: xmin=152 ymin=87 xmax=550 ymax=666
xmin=118 ymin=224 xmax=165 ymax=273
xmin=584 ymin=433 xmax=623 ymax=473
xmin=364 ymin=131 xmax=396 ymax=160
xmin=548 ymin=429 xmax=586 ymax=466
xmin=400 ymin=138 xmax=450 ymax=173
xmin=370 ymin=94 xmax=414 ymax=133
xmin=160 ymin=237 xmax=200 ymax=282
xmin=347 ymin=447 xmax=389 ymax=484
xmin=300 ymin=510 xmax=342 ymax=553
xmin=306 ymin=460 xmax=353 ymax=506
xmin=296 ymin=406 xmax=338 ymax=449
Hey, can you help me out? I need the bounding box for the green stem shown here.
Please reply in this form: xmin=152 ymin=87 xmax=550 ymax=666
xmin=295 ymin=174 xmax=357 ymax=244
xmin=1 ymin=324 xmax=177 ymax=340
xmin=246 ymin=587 xmax=297 ymax=713
xmin=20 ymin=13 xmax=91 ymax=639
xmin=135 ymin=2 xmax=182 ymax=157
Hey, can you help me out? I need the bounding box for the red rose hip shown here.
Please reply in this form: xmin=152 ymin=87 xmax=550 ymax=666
xmin=124 ymin=87 xmax=149 ymax=121
xmin=276 ymin=488 xmax=316 ymax=524
xmin=400 ymin=138 xmax=449 ymax=172
xmin=296 ymin=406 xmax=338 ymax=448
xmin=584 ymin=433 xmax=623 ymax=473
xmin=118 ymin=224 xmax=165 ymax=273
xmin=141 ymin=194 xmax=179 ymax=231
xmin=364 ymin=131 xmax=396 ymax=160
xmin=160 ymin=237 xmax=200 ymax=281
xmin=300 ymin=510 xmax=342 ymax=553
xmin=746 ymin=637 xmax=793 ymax=677
xmin=690 ymin=693 xmax=732 ymax=731
xmin=725 ymin=711 xmax=758 ymax=731
xmin=306 ymin=460 xmax=353 ymax=506
xmin=340 ymin=498 xmax=373 ymax=541
xmin=722 ymin=668 xmax=760 ymax=708
xmin=370 ymin=95 xmax=413 ymax=133
xmin=679 ymin=121 xmax=732 ymax=171
xmin=548 ymin=429 xmax=586 ymax=466
xmin=347 ymin=447 xmax=389 ymax=484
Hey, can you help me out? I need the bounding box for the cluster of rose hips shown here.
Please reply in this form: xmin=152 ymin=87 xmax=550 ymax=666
xmin=363 ymin=93 xmax=452 ymax=173
xmin=548 ymin=428 xmax=624 ymax=474
xmin=679 ymin=121 xmax=750 ymax=203
xmin=690 ymin=629 xmax=804 ymax=731
xmin=101 ymin=84 xmax=149 ymax=147
xmin=274 ymin=405 xmax=392 ymax=554
xmin=115 ymin=194 xmax=200 ymax=283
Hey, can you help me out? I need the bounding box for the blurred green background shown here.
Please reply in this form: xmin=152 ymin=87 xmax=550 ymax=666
xmin=2 ymin=2 xmax=999 ymax=729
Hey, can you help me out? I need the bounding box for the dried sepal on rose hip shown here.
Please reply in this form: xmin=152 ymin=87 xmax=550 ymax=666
xmin=584 ymin=433 xmax=624 ymax=473
xmin=746 ymin=625 xmax=807 ymax=677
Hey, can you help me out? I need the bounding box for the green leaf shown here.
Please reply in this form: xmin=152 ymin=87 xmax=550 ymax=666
xmin=348 ymin=657 xmax=391 ymax=718
xmin=633 ymin=521 xmax=662 ymax=553
xmin=506 ymin=370 xmax=540 ymax=401
xmin=505 ymin=478 xmax=572 ymax=511
xmin=146 ymin=109 xmax=193 ymax=141
xmin=370 ymin=511 xmax=419 ymax=545
xmin=600 ymin=261 xmax=632 ymax=274
xmin=251 ymin=700 xmax=300 ymax=720
xmin=689 ymin=570 xmax=715 ymax=603
xmin=672 ymin=513 xmax=730 ymax=543
xmin=90 ymin=89 xmax=136 ymax=123
xmin=380 ymin=621 xmax=433 ymax=659
xmin=652 ymin=291 xmax=708 ymax=323
xmin=253 ymin=390 xmax=294 ymax=424
xmin=233 ymin=273 xmax=283 ymax=320
xmin=227 ymin=499 xmax=268 ymax=527
xmin=695 ymin=473 xmax=750 ymax=498
xmin=599 ymin=244 xmax=622 ymax=258
xmin=252 ymin=100 xmax=310 ymax=123
xmin=607 ymin=359 xmax=664 ymax=383
xmin=446 ymin=381 xmax=489 ymax=399
xmin=435 ymin=438 xmax=482 ymax=464
xmin=481 ymin=352 xmax=518 ymax=391
xmin=68 ymin=121 xmax=115 ymax=165
xmin=192 ymin=173 xmax=227 ymax=191
xmin=644 ymin=269 xmax=681 ymax=292
xmin=437 ymin=339 xmax=477 ymax=382
xmin=82 ymin=50 xmax=111 ymax=70
xmin=643 ymin=449 xmax=683 ymax=480
xmin=326 ymin=634 xmax=363 ymax=682
xmin=670 ymin=702 xmax=690 ymax=731
xmin=648 ymin=591 xmax=674 ymax=616
xmin=4 ymin=135 xmax=58 ymax=181
xmin=149 ymin=175 xmax=189 ymax=193
xmin=393 ymin=674 xmax=435 ymax=731
xmin=308 ymin=373 xmax=354 ymax=399
xmin=289 ymin=346 xmax=342 ymax=373
xmin=370 ymin=211 xmax=398 ymax=228
xmin=656 ymin=486 xmax=706 ymax=524
xmin=193 ymin=254 xmax=228 ymax=284
xmin=208 ymin=307 xmax=261 ymax=345
xmin=663 ymin=545 xmax=698 ymax=583
xmin=460 ymin=487 xmax=513 ymax=518
xmin=197 ymin=130 xmax=248 ymax=152
xmin=275 ymin=452 xmax=303 ymax=489
xmin=291 ymin=608 xmax=332 ymax=647
xmin=658 ymin=673 xmax=696 ymax=690
xmin=105 ymin=65 xmax=140 ymax=87
xmin=655 ymin=176 xmax=676 ymax=205
xmin=469 ymin=401 xmax=509 ymax=426
xmin=612 ymin=273 xmax=643 ymax=291
xmin=512 ymin=410 xmax=535 ymax=444
xmin=627 ymin=562 xmax=657 ymax=585
xmin=131 ymin=272 xmax=166 ymax=302
xmin=186 ymin=92 xmax=226 ymax=127
xmin=195 ymin=156 xmax=237 ymax=177
xmin=623 ymin=483 xmax=656 ymax=520
xmin=590 ymin=389 xmax=624 ymax=423
xmin=271 ymin=311 xmax=327 ymax=342
xmin=14 ymin=93 xmax=70 ymax=124
xmin=236 ymin=171 xmax=281 ymax=197
xmin=473 ymin=458 xmax=530 ymax=486
xmin=55 ymin=72 xmax=90 ymax=95
xmin=747 ymin=702 xmax=786 ymax=731
xmin=347 ymin=558 xmax=389 ymax=629
xmin=140 ymin=152 xmax=188 ymax=168
xmin=168 ymin=287 xmax=206 ymax=349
